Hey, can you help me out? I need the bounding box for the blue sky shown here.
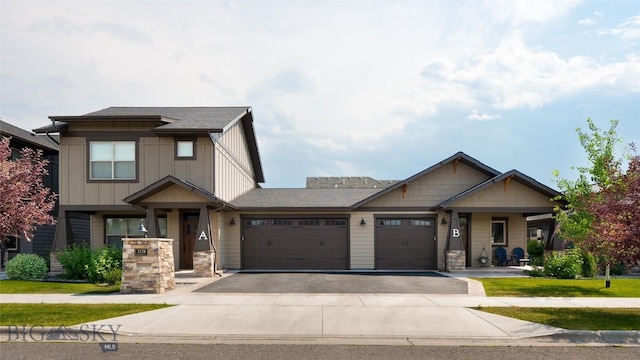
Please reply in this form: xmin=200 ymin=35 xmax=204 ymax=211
xmin=1 ymin=0 xmax=638 ymax=189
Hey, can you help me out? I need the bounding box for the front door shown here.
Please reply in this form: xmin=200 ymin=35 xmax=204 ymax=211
xmin=181 ymin=213 xmax=199 ymax=269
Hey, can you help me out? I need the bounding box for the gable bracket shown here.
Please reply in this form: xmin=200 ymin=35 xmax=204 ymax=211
xmin=402 ymin=183 xmax=408 ymax=199
xmin=453 ymin=157 xmax=460 ymax=174
xmin=504 ymin=175 xmax=514 ymax=191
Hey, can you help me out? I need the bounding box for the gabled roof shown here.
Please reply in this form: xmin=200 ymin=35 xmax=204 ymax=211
xmin=35 ymin=106 xmax=264 ymax=183
xmin=1 ymin=120 xmax=59 ymax=151
xmin=47 ymin=106 xmax=250 ymax=133
xmin=435 ymin=169 xmax=566 ymax=209
xmin=123 ymin=175 xmax=237 ymax=209
xmin=352 ymin=152 xmax=501 ymax=208
xmin=232 ymin=188 xmax=381 ymax=211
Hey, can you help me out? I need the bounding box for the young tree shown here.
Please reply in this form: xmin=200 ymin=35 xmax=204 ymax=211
xmin=0 ymin=137 xmax=56 ymax=268
xmin=553 ymin=119 xmax=639 ymax=278
xmin=585 ymin=147 xmax=640 ymax=267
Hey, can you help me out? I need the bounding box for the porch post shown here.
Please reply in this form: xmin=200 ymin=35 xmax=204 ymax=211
xmin=193 ymin=206 xmax=217 ymax=277
xmin=145 ymin=206 xmax=160 ymax=238
xmin=445 ymin=210 xmax=466 ymax=271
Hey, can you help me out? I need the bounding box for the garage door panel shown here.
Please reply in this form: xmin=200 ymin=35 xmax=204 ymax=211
xmin=375 ymin=218 xmax=436 ymax=270
xmin=242 ymin=218 xmax=349 ymax=270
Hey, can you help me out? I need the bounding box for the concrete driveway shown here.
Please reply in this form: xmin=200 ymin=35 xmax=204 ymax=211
xmin=194 ymin=271 xmax=468 ymax=294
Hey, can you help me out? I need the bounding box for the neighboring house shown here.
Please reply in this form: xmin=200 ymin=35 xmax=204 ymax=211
xmin=34 ymin=107 xmax=566 ymax=271
xmin=0 ymin=120 xmax=89 ymax=263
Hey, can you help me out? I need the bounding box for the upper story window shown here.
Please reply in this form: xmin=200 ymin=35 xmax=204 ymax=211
xmin=90 ymin=141 xmax=136 ymax=180
xmin=175 ymin=139 xmax=195 ymax=159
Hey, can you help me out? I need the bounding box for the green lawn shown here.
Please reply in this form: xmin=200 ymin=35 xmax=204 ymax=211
xmin=477 ymin=307 xmax=640 ymax=330
xmin=0 ymin=303 xmax=172 ymax=326
xmin=474 ymin=277 xmax=640 ymax=297
xmin=0 ymin=280 xmax=120 ymax=294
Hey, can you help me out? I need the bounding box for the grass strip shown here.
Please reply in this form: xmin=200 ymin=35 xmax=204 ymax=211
xmin=0 ymin=303 xmax=172 ymax=326
xmin=477 ymin=307 xmax=640 ymax=330
xmin=474 ymin=278 xmax=640 ymax=297
xmin=0 ymin=280 xmax=120 ymax=294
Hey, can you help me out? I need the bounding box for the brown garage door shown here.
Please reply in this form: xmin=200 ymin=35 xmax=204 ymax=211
xmin=375 ymin=218 xmax=437 ymax=270
xmin=242 ymin=218 xmax=349 ymax=270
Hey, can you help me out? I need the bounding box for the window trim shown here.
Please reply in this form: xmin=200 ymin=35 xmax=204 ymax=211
xmin=491 ymin=217 xmax=508 ymax=246
xmin=87 ymin=137 xmax=139 ymax=183
xmin=175 ymin=138 xmax=196 ymax=160
xmin=104 ymin=216 xmax=167 ymax=248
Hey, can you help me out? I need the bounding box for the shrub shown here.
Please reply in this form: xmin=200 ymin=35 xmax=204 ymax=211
xmin=524 ymin=266 xmax=545 ymax=277
xmin=56 ymin=244 xmax=92 ymax=280
xmin=5 ymin=253 xmax=49 ymax=280
xmin=86 ymin=246 xmax=122 ymax=285
xmin=580 ymin=250 xmax=597 ymax=278
xmin=527 ymin=240 xmax=545 ymax=266
xmin=611 ymin=262 xmax=627 ymax=276
xmin=543 ymin=251 xmax=584 ymax=279
xmin=103 ymin=268 xmax=122 ymax=286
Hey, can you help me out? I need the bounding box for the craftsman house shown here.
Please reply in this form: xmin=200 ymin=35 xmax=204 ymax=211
xmin=34 ymin=107 xmax=565 ymax=271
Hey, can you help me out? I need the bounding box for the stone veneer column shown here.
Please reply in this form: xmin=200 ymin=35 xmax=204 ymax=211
xmin=121 ymin=238 xmax=175 ymax=294
xmin=445 ymin=250 xmax=466 ymax=271
xmin=192 ymin=250 xmax=216 ymax=277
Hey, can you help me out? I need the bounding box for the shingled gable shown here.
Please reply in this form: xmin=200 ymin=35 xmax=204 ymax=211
xmin=351 ymin=151 xmax=501 ymax=209
xmin=434 ymin=169 xmax=566 ymax=213
xmin=123 ymin=175 xmax=236 ymax=209
xmin=34 ymin=106 xmax=264 ymax=183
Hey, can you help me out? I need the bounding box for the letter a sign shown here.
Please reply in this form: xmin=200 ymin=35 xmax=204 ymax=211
xmin=198 ymin=231 xmax=208 ymax=241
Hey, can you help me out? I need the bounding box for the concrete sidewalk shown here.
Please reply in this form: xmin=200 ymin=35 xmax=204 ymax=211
xmin=2 ymin=273 xmax=639 ymax=346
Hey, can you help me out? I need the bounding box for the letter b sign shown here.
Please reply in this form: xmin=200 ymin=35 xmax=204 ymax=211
xmin=452 ymin=229 xmax=460 ymax=238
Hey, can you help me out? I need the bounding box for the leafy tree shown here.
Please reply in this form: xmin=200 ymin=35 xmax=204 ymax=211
xmin=0 ymin=137 xmax=56 ymax=266
xmin=553 ymin=119 xmax=639 ymax=273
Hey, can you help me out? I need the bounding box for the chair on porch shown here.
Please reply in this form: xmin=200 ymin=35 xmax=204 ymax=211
xmin=495 ymin=247 xmax=508 ymax=266
xmin=511 ymin=247 xmax=528 ymax=266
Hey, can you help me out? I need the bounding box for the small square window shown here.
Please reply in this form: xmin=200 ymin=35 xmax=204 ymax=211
xmin=176 ymin=140 xmax=195 ymax=159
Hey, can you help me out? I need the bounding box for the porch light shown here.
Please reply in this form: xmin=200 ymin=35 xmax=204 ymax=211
xmin=360 ymin=218 xmax=366 ymax=225
xmin=137 ymin=219 xmax=148 ymax=238
xmin=441 ymin=217 xmax=447 ymax=225
xmin=230 ymin=218 xmax=236 ymax=225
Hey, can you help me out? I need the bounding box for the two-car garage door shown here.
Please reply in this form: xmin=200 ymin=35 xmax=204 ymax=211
xmin=242 ymin=218 xmax=349 ymax=270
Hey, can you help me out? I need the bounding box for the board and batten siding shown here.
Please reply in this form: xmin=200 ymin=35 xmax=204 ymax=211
xmin=214 ymin=121 xmax=257 ymax=201
xmin=350 ymin=212 xmax=375 ymax=269
xmin=361 ymin=163 xmax=492 ymax=209
xmin=219 ymin=212 xmax=241 ymax=269
xmin=59 ymin=123 xmax=216 ymax=206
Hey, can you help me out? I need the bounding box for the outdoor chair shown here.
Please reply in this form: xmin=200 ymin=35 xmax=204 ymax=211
xmin=511 ymin=247 xmax=529 ymax=266
xmin=494 ymin=247 xmax=508 ymax=266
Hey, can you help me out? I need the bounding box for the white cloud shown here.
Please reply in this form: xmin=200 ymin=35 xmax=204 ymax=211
xmin=599 ymin=15 xmax=640 ymax=40
xmin=578 ymin=11 xmax=603 ymax=26
xmin=466 ymin=111 xmax=501 ymax=121
xmin=416 ymin=33 xmax=640 ymax=111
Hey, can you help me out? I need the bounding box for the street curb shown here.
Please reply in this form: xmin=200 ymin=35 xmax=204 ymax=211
xmin=538 ymin=330 xmax=640 ymax=345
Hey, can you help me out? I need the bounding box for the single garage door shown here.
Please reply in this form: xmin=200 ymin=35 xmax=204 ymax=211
xmin=242 ymin=218 xmax=349 ymax=270
xmin=375 ymin=218 xmax=437 ymax=270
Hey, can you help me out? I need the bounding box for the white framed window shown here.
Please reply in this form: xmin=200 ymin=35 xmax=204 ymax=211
xmin=491 ymin=218 xmax=508 ymax=246
xmin=175 ymin=139 xmax=195 ymax=159
xmin=90 ymin=141 xmax=136 ymax=180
